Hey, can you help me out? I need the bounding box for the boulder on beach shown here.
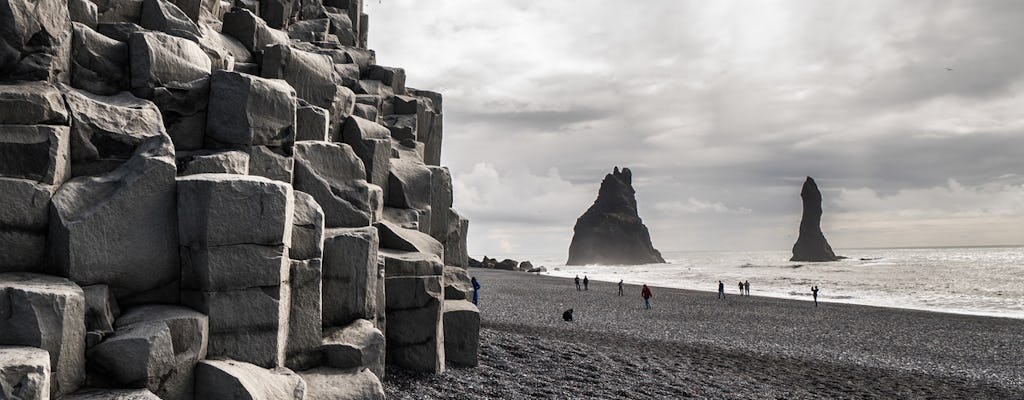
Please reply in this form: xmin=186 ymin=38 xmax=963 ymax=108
xmin=790 ymin=176 xmax=840 ymax=262
xmin=566 ymin=167 xmax=665 ymax=266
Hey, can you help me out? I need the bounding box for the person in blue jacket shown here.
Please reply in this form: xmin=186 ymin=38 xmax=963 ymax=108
xmin=471 ymin=277 xmax=481 ymax=305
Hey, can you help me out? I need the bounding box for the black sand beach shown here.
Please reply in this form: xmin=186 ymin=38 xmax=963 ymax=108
xmin=385 ymin=269 xmax=1024 ymax=399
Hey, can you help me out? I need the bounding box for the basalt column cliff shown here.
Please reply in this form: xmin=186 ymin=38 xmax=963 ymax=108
xmin=0 ymin=0 xmax=477 ymax=398
xmin=567 ymin=167 xmax=665 ymax=266
xmin=790 ymin=176 xmax=840 ymax=262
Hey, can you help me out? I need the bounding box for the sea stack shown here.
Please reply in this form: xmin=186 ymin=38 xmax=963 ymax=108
xmin=566 ymin=167 xmax=665 ymax=265
xmin=790 ymin=177 xmax=840 ymax=262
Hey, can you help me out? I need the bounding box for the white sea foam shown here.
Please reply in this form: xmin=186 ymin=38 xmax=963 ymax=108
xmin=485 ymin=247 xmax=1024 ymax=319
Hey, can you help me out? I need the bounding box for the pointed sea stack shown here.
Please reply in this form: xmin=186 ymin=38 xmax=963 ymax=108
xmin=791 ymin=177 xmax=840 ymax=262
xmin=566 ymin=167 xmax=665 ymax=265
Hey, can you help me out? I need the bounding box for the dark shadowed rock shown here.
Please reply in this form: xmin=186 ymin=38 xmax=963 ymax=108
xmin=0 ymin=0 xmax=73 ymax=83
xmin=70 ymin=23 xmax=129 ymax=95
xmin=790 ymin=176 xmax=841 ymax=262
xmin=566 ymin=167 xmax=665 ymax=266
xmin=86 ymin=305 xmax=208 ymax=399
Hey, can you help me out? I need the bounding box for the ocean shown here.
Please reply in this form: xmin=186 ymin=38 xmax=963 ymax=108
xmin=484 ymin=247 xmax=1024 ymax=319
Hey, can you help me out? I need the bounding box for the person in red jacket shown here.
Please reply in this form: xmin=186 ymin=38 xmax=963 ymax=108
xmin=641 ymin=284 xmax=653 ymax=309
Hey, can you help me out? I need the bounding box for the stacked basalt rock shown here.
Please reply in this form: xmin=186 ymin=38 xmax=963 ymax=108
xmin=0 ymin=0 xmax=476 ymax=398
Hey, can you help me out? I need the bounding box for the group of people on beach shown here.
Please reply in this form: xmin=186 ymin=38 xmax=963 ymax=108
xmin=574 ymin=275 xmax=589 ymax=291
xmin=572 ymin=276 xmax=822 ymax=309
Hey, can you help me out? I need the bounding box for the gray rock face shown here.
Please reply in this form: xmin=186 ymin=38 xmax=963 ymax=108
xmin=0 ymin=82 xmax=69 ymax=125
xmin=299 ymin=367 xmax=385 ymax=400
xmin=0 ymin=125 xmax=70 ymax=185
xmin=0 ymin=346 xmax=51 ymax=399
xmin=182 ymin=287 xmax=289 ymax=368
xmin=177 ymin=150 xmax=250 ymax=175
xmin=129 ymin=31 xmax=211 ymax=90
xmin=206 ymin=70 xmax=297 ymax=147
xmin=177 ymin=174 xmax=294 ymax=247
xmin=339 ymin=115 xmax=390 ymax=190
xmin=86 ymin=305 xmax=208 ymax=399
xmin=177 ymin=174 xmax=292 ymax=368
xmin=96 ymin=0 xmax=145 ymax=23
xmin=180 ymin=244 xmax=288 ymax=291
xmin=0 ymin=273 xmax=86 ymax=397
xmin=163 ymin=0 xmax=216 ymax=24
xmin=444 ymin=208 xmax=470 ymax=268
xmin=48 ymin=136 xmax=180 ymax=306
xmin=322 ymin=227 xmax=378 ymax=327
xmin=261 ymin=44 xmax=354 ymax=135
xmin=194 ymin=359 xmax=306 ymax=400
xmin=291 ymin=191 xmax=325 ymax=261
xmin=428 ymin=166 xmax=452 ymax=240
xmin=128 ymin=30 xmax=212 ymax=150
xmin=62 ymin=86 xmax=165 ymax=175
xmin=286 ymin=258 xmax=322 ymax=371
xmin=443 ymin=300 xmax=479 ymax=367
xmin=69 ymin=0 xmax=99 ymax=27
xmin=296 ymin=100 xmax=330 ymax=141
xmin=322 ymin=319 xmax=385 ymax=379
xmin=82 ymin=284 xmax=120 ymax=341
xmin=70 ymin=23 xmax=129 ymax=95
xmin=384 ymin=275 xmax=444 ymax=374
xmin=246 ymin=145 xmax=294 ymax=184
xmin=139 ymin=0 xmax=200 ymax=40
xmin=293 ymin=141 xmax=383 ymax=228
xmin=387 ymin=158 xmax=432 ymax=214
xmin=0 ymin=0 xmax=73 ymax=83
xmin=375 ymin=220 xmax=443 ymax=258
xmin=221 ymin=8 xmax=289 ymax=54
xmin=65 ymin=388 xmax=162 ymax=399
xmin=443 ymin=265 xmax=471 ymax=301
xmin=791 ymin=176 xmax=841 ymax=262
xmin=1 ymin=0 xmax=475 ymax=382
xmin=381 ymin=249 xmax=443 ymax=278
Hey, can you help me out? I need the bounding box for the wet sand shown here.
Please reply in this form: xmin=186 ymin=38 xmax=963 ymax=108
xmin=384 ymin=269 xmax=1024 ymax=399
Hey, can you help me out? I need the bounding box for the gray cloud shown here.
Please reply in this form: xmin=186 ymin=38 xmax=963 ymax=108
xmin=366 ymin=0 xmax=1024 ymax=255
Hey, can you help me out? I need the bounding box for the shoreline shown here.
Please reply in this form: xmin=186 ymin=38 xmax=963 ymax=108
xmin=385 ymin=268 xmax=1024 ymax=399
xmin=541 ymin=270 xmax=1023 ymax=320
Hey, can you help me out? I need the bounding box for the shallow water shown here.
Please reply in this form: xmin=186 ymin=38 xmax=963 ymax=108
xmin=486 ymin=247 xmax=1024 ymax=319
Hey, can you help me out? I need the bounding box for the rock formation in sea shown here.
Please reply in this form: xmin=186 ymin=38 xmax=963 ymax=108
xmin=566 ymin=167 xmax=665 ymax=266
xmin=0 ymin=0 xmax=476 ymax=397
xmin=790 ymin=176 xmax=840 ymax=262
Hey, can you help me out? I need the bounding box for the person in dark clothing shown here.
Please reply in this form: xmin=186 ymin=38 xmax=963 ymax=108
xmin=744 ymin=280 xmax=750 ymax=296
xmin=641 ymin=284 xmax=653 ymax=309
xmin=583 ymin=275 xmax=589 ymax=291
xmin=718 ymin=280 xmax=726 ymax=299
xmin=811 ymin=286 xmax=819 ymax=307
xmin=574 ymin=275 xmax=581 ymax=291
xmin=738 ymin=281 xmax=744 ymax=296
xmin=471 ymin=277 xmax=481 ymax=305
xmin=618 ymin=279 xmax=624 ymax=296
xmin=563 ymin=309 xmax=574 ymax=321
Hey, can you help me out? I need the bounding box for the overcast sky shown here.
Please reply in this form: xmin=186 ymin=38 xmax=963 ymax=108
xmin=364 ymin=0 xmax=1024 ymax=258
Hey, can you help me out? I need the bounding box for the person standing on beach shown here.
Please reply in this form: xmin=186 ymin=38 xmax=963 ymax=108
xmin=583 ymin=275 xmax=589 ymax=291
xmin=471 ymin=277 xmax=480 ymax=305
xmin=718 ymin=280 xmax=726 ymax=299
xmin=744 ymin=280 xmax=750 ymax=296
xmin=575 ymin=275 xmax=581 ymax=291
xmin=811 ymin=285 xmax=819 ymax=307
xmin=641 ymin=284 xmax=653 ymax=309
xmin=738 ymin=281 xmax=744 ymax=296
xmin=618 ymin=279 xmax=624 ymax=296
